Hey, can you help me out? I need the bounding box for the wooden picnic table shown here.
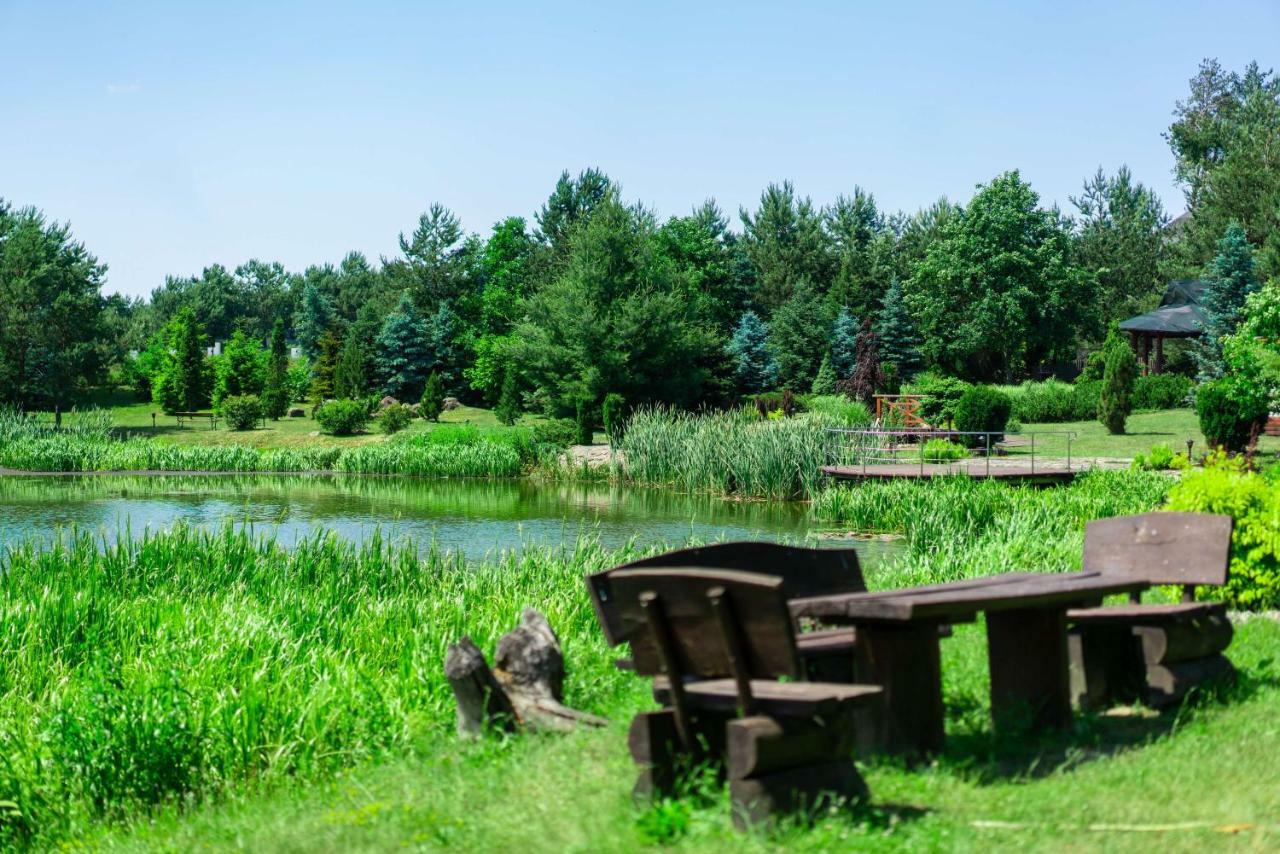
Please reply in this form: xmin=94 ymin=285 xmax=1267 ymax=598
xmin=789 ymin=570 xmax=1149 ymax=754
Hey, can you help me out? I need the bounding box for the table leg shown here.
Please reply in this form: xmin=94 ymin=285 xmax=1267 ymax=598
xmin=986 ymin=607 xmax=1071 ymax=734
xmin=852 ymin=622 xmax=945 ymax=756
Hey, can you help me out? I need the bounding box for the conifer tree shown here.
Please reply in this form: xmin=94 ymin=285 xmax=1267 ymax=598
xmin=495 ymin=363 xmax=521 ymax=426
xmin=769 ymin=284 xmax=829 ymax=390
xmin=420 ymin=371 xmax=444 ymax=421
xmin=334 ymin=335 xmax=367 ymax=400
xmin=375 ymin=292 xmax=434 ymax=401
xmin=161 ymin=307 xmax=210 ymax=412
xmin=293 ymin=282 xmax=335 ymax=361
xmin=875 ymin=279 xmax=922 ymax=377
xmin=1098 ymin=325 xmax=1137 ymax=434
xmin=310 ymin=328 xmax=343 ymax=402
xmin=262 ymin=319 xmax=290 ymax=419
xmin=829 ymin=306 xmax=859 ymax=380
xmin=811 ymin=354 xmax=837 ymax=395
xmin=727 ymin=310 xmax=777 ymax=393
xmin=1195 ymin=223 xmax=1261 ymax=380
xmin=212 ymin=330 xmax=265 ymax=407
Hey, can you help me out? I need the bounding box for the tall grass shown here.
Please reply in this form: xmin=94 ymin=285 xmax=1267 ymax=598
xmin=619 ymin=407 xmax=861 ymax=500
xmin=0 ymin=526 xmax=637 ymax=847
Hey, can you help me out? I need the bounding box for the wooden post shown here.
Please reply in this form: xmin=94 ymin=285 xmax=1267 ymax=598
xmin=1155 ymin=334 xmax=1165 ymax=374
xmin=986 ymin=607 xmax=1071 ymax=733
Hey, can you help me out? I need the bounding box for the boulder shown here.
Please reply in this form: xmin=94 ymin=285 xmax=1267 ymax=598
xmin=443 ymin=397 xmax=461 ymax=411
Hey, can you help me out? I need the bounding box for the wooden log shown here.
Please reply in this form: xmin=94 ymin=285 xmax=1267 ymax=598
xmin=725 ymin=713 xmax=857 ymax=780
xmin=987 ymin=607 xmax=1071 ymax=733
xmin=1146 ymin=654 xmax=1236 ymax=707
xmin=492 ymin=609 xmax=609 ymax=732
xmin=1134 ymin=615 xmax=1233 ymax=665
xmin=1068 ymin=625 xmax=1144 ymax=710
xmin=444 ymin=636 xmax=516 ymax=737
xmin=729 ymin=760 xmax=869 ymax=830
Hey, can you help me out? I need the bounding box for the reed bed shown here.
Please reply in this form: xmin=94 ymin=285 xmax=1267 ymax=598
xmin=0 ymin=526 xmax=638 ymax=847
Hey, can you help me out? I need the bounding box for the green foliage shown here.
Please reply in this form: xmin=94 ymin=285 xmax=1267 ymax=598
xmin=810 ymin=354 xmax=837 ymax=395
xmin=157 ymin=307 xmax=211 ymax=413
xmin=1130 ymin=443 xmax=1191 ymax=471
xmin=1132 ymin=373 xmax=1193 ymax=410
xmin=420 ymin=372 xmax=444 ymax=422
xmin=875 ymin=278 xmax=922 ymax=377
xmin=920 ymin=438 xmax=967 ymax=463
xmin=1008 ymin=379 xmax=1097 ymax=423
xmin=801 ymin=395 xmax=870 ymax=427
xmin=1196 ymin=223 xmax=1262 ymax=379
xmin=768 ymin=282 xmax=830 ymax=390
xmin=530 ymin=418 xmax=578 ymax=450
xmin=334 ymin=334 xmax=367 ymax=400
xmin=574 ymin=398 xmax=593 ymax=445
xmin=375 ymin=293 xmax=433 ymax=401
xmin=739 ymin=181 xmax=833 ymax=311
xmin=262 ymin=319 xmax=290 ymax=419
xmin=1196 ymin=377 xmax=1270 ymax=452
xmin=727 ymin=310 xmax=777 ymax=394
xmin=309 ymin=328 xmax=343 ymax=403
xmin=903 ymin=371 xmax=971 ymax=427
xmin=1098 ymin=326 xmax=1138 ymax=434
xmin=904 ymin=171 xmax=1093 ymax=379
xmin=285 ymin=358 xmax=311 ymax=407
xmin=376 ymin=402 xmax=413 ymax=435
xmin=220 ymin=394 xmax=261 ymax=431
xmin=828 ymin=306 xmax=859 ymax=380
xmin=293 ymin=282 xmax=334 ymax=361
xmin=313 ymin=399 xmax=369 ymax=436
xmin=601 ymin=393 xmax=627 ymax=445
xmin=953 ymin=385 xmax=1012 ymax=438
xmin=212 ymin=330 xmax=266 ymax=408
xmin=494 ymin=364 xmax=521 ymax=427
xmin=1166 ymin=455 xmax=1280 ymax=609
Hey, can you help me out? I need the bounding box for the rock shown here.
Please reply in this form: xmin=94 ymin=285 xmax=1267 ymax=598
xmin=443 ymin=397 xmax=461 ymax=411
xmin=379 ymin=396 xmax=399 ymax=409
xmin=288 ymin=408 xmax=306 ymax=418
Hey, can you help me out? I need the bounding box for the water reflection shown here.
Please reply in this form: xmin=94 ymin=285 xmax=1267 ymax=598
xmin=0 ymin=475 xmax=900 ymax=565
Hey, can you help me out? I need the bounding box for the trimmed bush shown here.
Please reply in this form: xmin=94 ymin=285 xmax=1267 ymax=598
xmin=903 ymin=372 xmax=970 ymax=427
xmin=574 ymin=398 xmax=593 ymax=445
xmin=1009 ymin=379 xmax=1094 ymax=423
xmin=602 ymin=393 xmax=628 ymax=445
xmin=953 ymin=385 xmax=1011 ymax=441
xmin=532 ymin=418 xmax=578 ymax=450
xmin=1196 ymin=378 xmax=1270 ymax=453
xmin=377 ymin=402 xmax=413 ymax=435
xmin=1132 ymin=373 xmax=1193 ymax=411
xmin=314 ymin=399 xmax=369 ymax=436
xmin=420 ymin=373 xmax=444 ymax=422
xmin=221 ymin=395 xmax=261 ymax=431
xmin=1098 ymin=328 xmax=1138 ymax=434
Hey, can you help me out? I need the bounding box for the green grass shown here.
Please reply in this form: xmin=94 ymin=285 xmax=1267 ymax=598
xmin=1014 ymin=408 xmax=1280 ymax=461
xmin=1 ymin=470 xmax=1276 ymax=850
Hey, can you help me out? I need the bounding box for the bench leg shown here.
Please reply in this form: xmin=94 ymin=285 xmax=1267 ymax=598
xmin=852 ymin=623 xmax=944 ymax=756
xmin=986 ymin=607 xmax=1071 ymax=734
xmin=1068 ymin=625 xmax=1144 ymax=710
xmin=628 ymin=709 xmax=728 ymax=803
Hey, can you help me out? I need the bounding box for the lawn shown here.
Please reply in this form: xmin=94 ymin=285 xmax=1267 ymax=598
xmin=1016 ymin=408 xmax=1280 ymax=461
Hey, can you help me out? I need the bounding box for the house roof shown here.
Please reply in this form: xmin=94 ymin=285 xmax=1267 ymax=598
xmin=1118 ymin=279 xmax=1208 ymax=337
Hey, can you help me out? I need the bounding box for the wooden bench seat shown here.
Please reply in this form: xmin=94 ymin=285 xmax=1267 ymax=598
xmin=652 ymin=676 xmax=880 ymax=717
xmin=1067 ymin=512 xmax=1236 ymax=710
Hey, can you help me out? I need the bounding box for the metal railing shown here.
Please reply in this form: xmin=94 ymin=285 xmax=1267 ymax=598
xmin=823 ymin=428 xmax=1078 ymax=477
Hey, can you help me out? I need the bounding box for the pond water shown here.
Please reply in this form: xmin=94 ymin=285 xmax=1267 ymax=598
xmin=0 ymin=475 xmax=900 ymax=566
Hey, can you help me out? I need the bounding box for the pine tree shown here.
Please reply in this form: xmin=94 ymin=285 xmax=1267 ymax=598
xmin=829 ymin=306 xmax=859 ymax=380
xmin=420 ymin=371 xmax=444 ymax=421
xmin=769 ymin=284 xmax=829 ymax=390
xmin=166 ymin=307 xmax=210 ymax=412
xmin=262 ymin=319 xmax=290 ymax=419
xmin=727 ymin=310 xmax=778 ymax=394
xmin=875 ymin=279 xmax=922 ymax=377
xmin=310 ymin=328 xmax=343 ymax=402
xmin=293 ymin=282 xmax=335 ymax=361
xmin=1098 ymin=325 xmax=1137 ymax=434
xmin=811 ymin=354 xmax=837 ymax=395
xmin=1195 ymin=223 xmax=1261 ymax=380
xmin=495 ymin=363 xmax=521 ymax=426
xmin=212 ymin=330 xmax=265 ymax=407
xmin=375 ymin=292 xmax=434 ymax=401
xmin=334 ymin=335 xmax=367 ymax=400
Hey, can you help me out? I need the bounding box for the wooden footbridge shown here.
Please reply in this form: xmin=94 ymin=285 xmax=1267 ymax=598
xmin=822 ymin=428 xmax=1079 ymax=484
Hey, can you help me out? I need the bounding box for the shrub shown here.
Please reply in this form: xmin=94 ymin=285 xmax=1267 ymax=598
xmin=920 ymin=438 xmax=967 ymax=463
xmin=601 ymin=393 xmax=628 ymax=445
xmin=1130 ymin=443 xmax=1191 ymax=471
xmin=531 ymin=418 xmax=578 ymax=449
xmin=903 ymin=372 xmax=970 ymax=427
xmin=220 ymin=395 xmax=262 ymax=432
xmin=953 ymin=385 xmax=1011 ymax=442
xmin=495 ymin=365 xmax=520 ymax=426
xmin=1196 ymin=378 xmax=1269 ymax=453
xmin=803 ymin=395 xmax=871 ymax=427
xmin=1009 ymin=379 xmax=1095 ymax=423
xmin=314 ymin=399 xmax=369 ymax=436
xmin=1166 ymin=455 xmax=1280 ymax=609
xmin=420 ymin=372 xmax=444 ymax=422
xmin=377 ymin=402 xmax=413 ymax=435
xmin=1072 ymin=380 xmax=1102 ymax=420
xmin=574 ymin=398 xmax=593 ymax=445
xmin=1132 ymin=373 xmax=1193 ymax=411
xmin=1098 ymin=328 xmax=1138 ymax=434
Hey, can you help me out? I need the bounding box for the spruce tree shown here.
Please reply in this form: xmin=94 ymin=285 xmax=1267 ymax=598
xmin=334 ymin=335 xmax=367 ymax=400
xmin=1195 ymin=223 xmax=1261 ymax=380
xmin=375 ymin=292 xmax=434 ymax=401
xmin=310 ymin=328 xmax=343 ymax=402
xmin=875 ymin=279 xmax=922 ymax=377
xmin=420 ymin=371 xmax=444 ymax=421
xmin=1098 ymin=326 xmax=1137 ymax=434
xmin=262 ymin=319 xmax=290 ymax=419
xmin=293 ymin=282 xmax=334 ymax=361
xmin=495 ymin=363 xmax=521 ymax=426
xmin=829 ymin=306 xmax=859 ymax=380
xmin=169 ymin=307 xmax=210 ymax=412
xmin=811 ymin=354 xmax=837 ymax=395
xmin=727 ymin=310 xmax=778 ymax=394
xmin=428 ymin=302 xmax=461 ymax=390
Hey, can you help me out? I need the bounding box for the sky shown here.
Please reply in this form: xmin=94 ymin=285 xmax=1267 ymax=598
xmin=2 ymin=1 xmax=1277 ymax=298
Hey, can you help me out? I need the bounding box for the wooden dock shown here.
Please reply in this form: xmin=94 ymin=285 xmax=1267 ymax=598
xmin=821 ymin=463 xmax=1078 ymax=484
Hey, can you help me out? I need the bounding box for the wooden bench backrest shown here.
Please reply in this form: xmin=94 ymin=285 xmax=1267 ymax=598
xmin=608 ymin=567 xmax=803 ymax=680
xmin=1083 ymin=512 xmax=1234 ymax=589
xmin=586 ymin=542 xmax=865 ymax=646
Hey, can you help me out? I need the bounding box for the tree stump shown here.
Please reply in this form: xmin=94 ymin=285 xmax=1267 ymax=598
xmin=445 ymin=609 xmax=607 ymax=736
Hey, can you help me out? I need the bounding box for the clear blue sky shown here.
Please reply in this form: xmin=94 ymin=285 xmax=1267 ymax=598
xmin=2 ymin=1 xmax=1276 ymax=298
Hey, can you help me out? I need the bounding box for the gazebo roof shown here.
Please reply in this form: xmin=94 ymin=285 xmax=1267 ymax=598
xmin=1118 ymin=279 xmax=1208 ymax=337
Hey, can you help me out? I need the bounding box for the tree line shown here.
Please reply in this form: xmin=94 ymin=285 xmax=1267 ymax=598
xmin=2 ymin=58 xmax=1277 ymax=420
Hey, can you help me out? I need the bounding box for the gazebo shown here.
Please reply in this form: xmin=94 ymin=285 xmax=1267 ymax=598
xmin=1118 ymin=280 xmax=1207 ymax=374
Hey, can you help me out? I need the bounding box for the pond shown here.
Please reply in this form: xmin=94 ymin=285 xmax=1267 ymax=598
xmin=0 ymin=475 xmax=901 ymax=565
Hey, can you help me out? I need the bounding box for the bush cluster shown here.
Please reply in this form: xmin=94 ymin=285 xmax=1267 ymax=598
xmin=220 ymin=395 xmax=261 ymax=431
xmin=377 ymin=402 xmax=413 ymax=435
xmin=902 ymin=372 xmax=970 ymax=427
xmin=1132 ymin=374 xmax=1193 ymax=410
xmin=1130 ymin=443 xmax=1191 ymax=471
xmin=313 ymin=399 xmax=370 ymax=436
xmin=1196 ymin=380 xmax=1269 ymax=452
xmin=953 ymin=385 xmax=1012 ymax=441
xmin=920 ymin=438 xmax=967 ymax=463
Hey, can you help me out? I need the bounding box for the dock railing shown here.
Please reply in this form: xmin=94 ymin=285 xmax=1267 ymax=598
xmin=824 ymin=428 xmax=1078 ymax=477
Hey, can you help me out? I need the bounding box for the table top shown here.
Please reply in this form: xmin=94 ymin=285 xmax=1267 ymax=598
xmin=789 ymin=570 xmax=1148 ymax=624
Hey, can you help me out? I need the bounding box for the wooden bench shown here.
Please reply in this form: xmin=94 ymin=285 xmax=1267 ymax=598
xmin=609 ymin=567 xmax=882 ymax=829
xmin=587 ymin=542 xmax=865 ymax=683
xmin=1067 ymin=512 xmax=1236 ymax=709
xmin=172 ymin=411 xmax=219 ymax=429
